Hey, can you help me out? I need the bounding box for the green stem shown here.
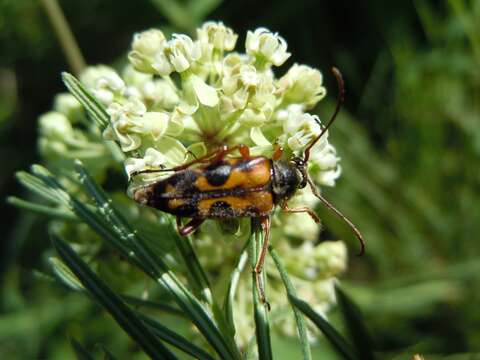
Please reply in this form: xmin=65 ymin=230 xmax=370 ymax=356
xmin=223 ymin=236 xmax=251 ymax=335
xmin=270 ymin=246 xmax=312 ymax=360
xmin=40 ymin=0 xmax=86 ymax=75
xmin=249 ymin=221 xmax=272 ymax=360
xmin=168 ymin=218 xmax=213 ymax=304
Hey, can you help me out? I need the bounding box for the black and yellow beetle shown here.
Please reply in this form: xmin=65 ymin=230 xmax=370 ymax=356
xmin=131 ymin=68 xmax=364 ymax=303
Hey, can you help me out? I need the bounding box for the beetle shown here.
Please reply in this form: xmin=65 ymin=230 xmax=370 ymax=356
xmin=131 ymin=68 xmax=364 ymax=304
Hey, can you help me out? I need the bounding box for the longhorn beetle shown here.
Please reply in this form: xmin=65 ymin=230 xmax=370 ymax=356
xmin=131 ymin=67 xmax=364 ymax=305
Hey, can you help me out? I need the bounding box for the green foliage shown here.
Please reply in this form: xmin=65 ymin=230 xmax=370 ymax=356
xmin=61 ymin=73 xmax=110 ymax=131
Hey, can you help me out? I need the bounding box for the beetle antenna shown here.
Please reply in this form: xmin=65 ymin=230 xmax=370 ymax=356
xmin=307 ymin=177 xmax=365 ymax=256
xmin=129 ymin=167 xmax=171 ymax=178
xmin=303 ymin=67 xmax=345 ymax=163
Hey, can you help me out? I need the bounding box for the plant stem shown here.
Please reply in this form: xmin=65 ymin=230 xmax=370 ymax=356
xmin=40 ymin=0 xmax=86 ymax=75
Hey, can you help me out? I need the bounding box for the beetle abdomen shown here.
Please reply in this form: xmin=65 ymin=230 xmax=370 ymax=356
xmin=133 ymin=156 xmax=274 ymax=218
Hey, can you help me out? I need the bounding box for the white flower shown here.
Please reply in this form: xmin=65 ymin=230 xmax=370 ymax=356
xmin=309 ymin=143 xmax=342 ymax=186
xmin=141 ymin=79 xmax=179 ymax=110
xmin=79 ymin=65 xmax=118 ymax=88
xmin=278 ymin=64 xmax=327 ymax=108
xmin=151 ymin=49 xmax=174 ymax=76
xmin=104 ymin=95 xmax=187 ymax=153
xmin=122 ymin=66 xmax=180 ymax=111
xmin=281 ymin=112 xmax=322 ymax=152
xmin=313 ymin=241 xmax=348 ymax=278
xmin=79 ymin=65 xmax=125 ymax=105
xmin=125 ymin=147 xmax=166 ymax=177
xmin=315 ymin=164 xmax=342 ymax=187
xmin=167 ymin=34 xmax=202 ymax=73
xmin=246 ymin=28 xmax=291 ymax=67
xmin=197 ymin=21 xmax=238 ymax=52
xmin=104 ymin=98 xmax=145 ymax=151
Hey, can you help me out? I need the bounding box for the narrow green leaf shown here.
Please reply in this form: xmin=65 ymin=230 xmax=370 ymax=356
xmin=270 ymin=247 xmax=312 ymax=360
xmin=70 ymin=338 xmax=95 ymax=360
xmin=23 ymin=162 xmax=239 ymax=359
xmin=73 ymin=161 xmax=240 ymax=360
xmin=249 ymin=227 xmax=272 ymax=360
xmin=15 ymin=171 xmax=65 ymax=205
xmin=290 ymin=295 xmax=358 ymax=360
xmin=139 ymin=313 xmax=216 ymax=360
xmin=123 ymin=295 xmax=185 ymax=318
xmin=49 ymin=255 xmax=209 ymax=358
xmin=8 ymin=196 xmax=77 ymax=221
xmin=335 ymin=285 xmax=376 ymax=360
xmin=61 ymin=72 xmax=110 ymax=130
xmin=53 ymin=235 xmax=178 ymax=360
xmin=168 ymin=219 xmax=213 ymax=303
xmin=223 ymin=240 xmax=249 ymax=336
xmin=25 ymin=164 xmax=146 ymax=269
xmin=49 ymin=257 xmax=84 ymax=291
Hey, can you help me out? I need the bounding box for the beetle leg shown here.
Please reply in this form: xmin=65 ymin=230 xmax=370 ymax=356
xmin=131 ymin=147 xmax=228 ymax=177
xmin=281 ymin=203 xmax=321 ymax=223
xmin=272 ymin=144 xmax=283 ymax=161
xmin=178 ymin=143 xmax=251 ymax=168
xmin=131 ymin=144 xmax=252 ymax=178
xmin=177 ymin=143 xmax=251 ymax=166
xmin=211 ymin=143 xmax=250 ymax=162
xmin=237 ymin=144 xmax=251 ymax=160
xmin=254 ymin=216 xmax=271 ymax=310
xmin=176 ymin=217 xmax=205 ymax=237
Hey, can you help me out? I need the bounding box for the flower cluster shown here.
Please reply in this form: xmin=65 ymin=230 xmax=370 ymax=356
xmin=36 ymin=21 xmax=346 ymax=346
xmin=100 ymin=21 xmax=340 ymax=188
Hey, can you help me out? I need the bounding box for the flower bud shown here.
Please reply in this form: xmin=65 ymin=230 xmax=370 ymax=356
xmin=132 ymin=29 xmax=166 ymax=57
xmin=278 ymin=64 xmax=326 ymax=108
xmin=53 ymin=93 xmax=82 ymax=122
xmin=39 ymin=111 xmax=74 ymax=140
xmin=128 ymin=29 xmax=166 ymax=74
xmin=197 ymin=21 xmax=238 ymax=52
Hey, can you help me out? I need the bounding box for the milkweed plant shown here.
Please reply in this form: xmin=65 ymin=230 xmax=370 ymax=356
xmin=13 ymin=21 xmax=349 ymax=359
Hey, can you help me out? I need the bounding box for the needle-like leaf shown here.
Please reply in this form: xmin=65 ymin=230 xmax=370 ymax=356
xmin=335 ymin=285 xmax=376 ymax=360
xmin=270 ymin=246 xmax=312 ymax=360
xmin=53 ymin=235 xmax=178 ymax=360
xmin=290 ymin=294 xmax=358 ymax=360
xmin=250 ymin=227 xmax=272 ymax=360
xmin=62 ymin=72 xmax=110 ymax=130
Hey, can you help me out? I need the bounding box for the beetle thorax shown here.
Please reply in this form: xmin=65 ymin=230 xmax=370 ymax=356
xmin=271 ymin=160 xmax=304 ymax=203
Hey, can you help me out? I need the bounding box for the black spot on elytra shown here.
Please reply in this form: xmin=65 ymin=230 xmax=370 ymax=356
xmin=205 ymin=162 xmax=231 ymax=186
xmin=154 ymin=170 xmax=199 ymax=197
xmin=209 ymin=201 xmax=235 ymax=217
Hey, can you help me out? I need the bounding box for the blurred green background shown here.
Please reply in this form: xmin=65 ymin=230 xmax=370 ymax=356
xmin=1 ymin=0 xmax=479 ymax=358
